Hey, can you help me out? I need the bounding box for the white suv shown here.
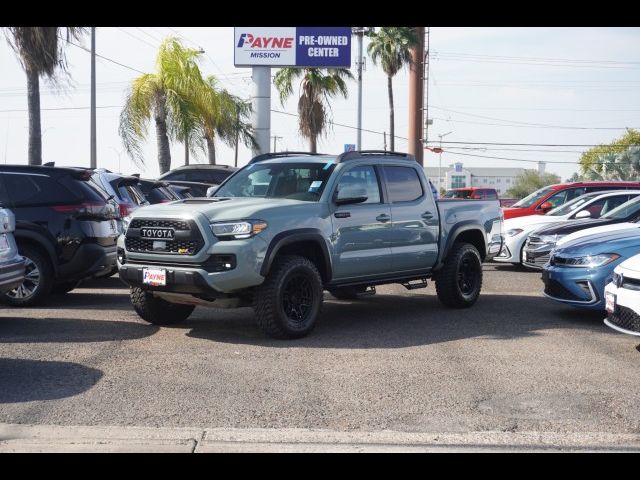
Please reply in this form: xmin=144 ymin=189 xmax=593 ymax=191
xmin=604 ymin=253 xmax=640 ymax=336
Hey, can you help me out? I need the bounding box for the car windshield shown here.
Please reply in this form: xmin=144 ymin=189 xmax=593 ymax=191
xmin=602 ymin=196 xmax=640 ymax=220
xmin=511 ymin=186 xmax=555 ymax=208
xmin=545 ymin=193 xmax=599 ymax=216
xmin=214 ymin=162 xmax=335 ymax=202
xmin=443 ymin=190 xmax=472 ymax=199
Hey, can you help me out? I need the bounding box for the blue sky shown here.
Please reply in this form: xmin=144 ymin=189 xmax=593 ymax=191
xmin=1 ymin=27 xmax=639 ymax=180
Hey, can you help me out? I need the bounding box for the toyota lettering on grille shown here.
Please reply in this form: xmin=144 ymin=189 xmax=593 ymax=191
xmin=140 ymin=227 xmax=175 ymax=239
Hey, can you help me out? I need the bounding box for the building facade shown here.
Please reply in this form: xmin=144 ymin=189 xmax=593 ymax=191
xmin=424 ymin=163 xmax=526 ymax=196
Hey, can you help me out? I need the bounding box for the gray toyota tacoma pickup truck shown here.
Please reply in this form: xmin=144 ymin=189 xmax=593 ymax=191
xmin=118 ymin=151 xmax=503 ymax=338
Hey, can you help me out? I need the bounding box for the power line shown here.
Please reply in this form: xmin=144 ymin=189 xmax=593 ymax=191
xmin=433 ymin=149 xmax=640 ymax=166
xmin=270 ymin=109 xmax=409 ymax=140
xmin=430 ymin=105 xmax=640 ymax=130
xmin=63 ymin=37 xmax=146 ymax=74
xmin=432 ymin=116 xmax=638 ymax=131
xmin=432 ymin=50 xmax=640 ymax=66
xmin=115 ymin=27 xmax=157 ymax=50
xmin=426 ymin=140 xmax=638 ymax=147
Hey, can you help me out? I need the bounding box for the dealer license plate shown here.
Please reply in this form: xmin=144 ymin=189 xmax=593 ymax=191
xmin=605 ymin=292 xmax=616 ymax=314
xmin=142 ymin=268 xmax=167 ymax=286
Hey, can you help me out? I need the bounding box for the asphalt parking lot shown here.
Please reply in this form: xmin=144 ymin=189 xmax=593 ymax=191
xmin=1 ymin=263 xmax=639 ymax=449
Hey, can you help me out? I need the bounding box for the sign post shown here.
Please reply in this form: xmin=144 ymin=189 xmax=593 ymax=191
xmin=235 ymin=27 xmax=352 ymax=156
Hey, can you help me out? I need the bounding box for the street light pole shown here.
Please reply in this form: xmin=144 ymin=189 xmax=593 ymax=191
xmin=438 ymin=131 xmax=452 ymax=192
xmin=90 ymin=27 xmax=97 ymax=169
xmin=353 ymin=27 xmax=364 ymax=150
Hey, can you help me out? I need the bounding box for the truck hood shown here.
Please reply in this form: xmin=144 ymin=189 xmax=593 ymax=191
xmin=130 ymin=197 xmax=322 ymax=222
xmin=554 ymin=227 xmax=640 ymax=257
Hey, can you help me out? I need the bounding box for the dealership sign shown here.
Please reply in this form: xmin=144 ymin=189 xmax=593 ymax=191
xmin=234 ymin=27 xmax=352 ymax=67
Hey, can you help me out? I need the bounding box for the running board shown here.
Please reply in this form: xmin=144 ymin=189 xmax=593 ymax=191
xmin=401 ymin=279 xmax=428 ymax=290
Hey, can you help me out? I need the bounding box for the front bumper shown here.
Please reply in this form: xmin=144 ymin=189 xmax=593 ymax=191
xmin=541 ymin=264 xmax=609 ymax=310
xmin=0 ymin=257 xmax=26 ymax=294
xmin=494 ymin=234 xmax=525 ymax=263
xmin=59 ymin=243 xmax=117 ymax=281
xmin=604 ymin=281 xmax=640 ymax=336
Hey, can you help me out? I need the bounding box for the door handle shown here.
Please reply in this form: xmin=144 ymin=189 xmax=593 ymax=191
xmin=376 ymin=214 xmax=391 ymax=223
xmin=334 ymin=211 xmax=351 ymax=218
xmin=422 ymin=211 xmax=434 ymax=219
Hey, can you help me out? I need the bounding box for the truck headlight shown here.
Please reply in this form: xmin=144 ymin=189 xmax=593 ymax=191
xmin=211 ymin=220 xmax=267 ymax=239
xmin=506 ymin=228 xmax=523 ymax=237
xmin=562 ymin=253 xmax=620 ymax=268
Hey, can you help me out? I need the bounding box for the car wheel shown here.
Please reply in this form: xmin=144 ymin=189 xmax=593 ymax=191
xmin=254 ymin=255 xmax=323 ymax=339
xmin=435 ymin=242 xmax=483 ymax=308
xmin=130 ymin=287 xmax=194 ymax=325
xmin=1 ymin=245 xmax=54 ymax=307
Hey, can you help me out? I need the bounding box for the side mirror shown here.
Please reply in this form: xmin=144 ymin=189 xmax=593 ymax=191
xmin=540 ymin=201 xmax=553 ymax=211
xmin=206 ymin=185 xmax=219 ymax=197
xmin=574 ymin=209 xmax=592 ymax=219
xmin=335 ymin=186 xmax=368 ymax=206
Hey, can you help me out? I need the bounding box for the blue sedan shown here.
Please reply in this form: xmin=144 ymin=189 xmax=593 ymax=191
xmin=542 ymin=228 xmax=640 ymax=310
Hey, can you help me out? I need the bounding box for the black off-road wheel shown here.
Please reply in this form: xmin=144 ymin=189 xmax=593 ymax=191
xmin=130 ymin=287 xmax=195 ymax=325
xmin=1 ymin=245 xmax=54 ymax=307
xmin=254 ymin=255 xmax=324 ymax=339
xmin=328 ymin=286 xmax=370 ymax=300
xmin=435 ymin=242 xmax=483 ymax=308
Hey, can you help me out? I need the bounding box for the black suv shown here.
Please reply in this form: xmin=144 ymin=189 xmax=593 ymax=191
xmin=0 ymin=165 xmax=120 ymax=306
xmin=158 ymin=164 xmax=237 ymax=196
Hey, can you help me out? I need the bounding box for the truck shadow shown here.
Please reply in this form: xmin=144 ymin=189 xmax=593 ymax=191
xmin=0 ymin=317 xmax=158 ymax=344
xmin=183 ymin=293 xmax=609 ymax=349
xmin=38 ymin=292 xmax=132 ymax=311
xmin=0 ymin=358 xmax=103 ymax=403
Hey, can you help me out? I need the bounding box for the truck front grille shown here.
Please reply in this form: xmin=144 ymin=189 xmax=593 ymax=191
xmin=125 ymin=218 xmax=205 ymax=255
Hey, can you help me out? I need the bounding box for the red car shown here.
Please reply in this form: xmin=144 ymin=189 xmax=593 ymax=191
xmin=503 ymin=181 xmax=640 ymax=220
xmin=443 ymin=187 xmax=498 ymax=200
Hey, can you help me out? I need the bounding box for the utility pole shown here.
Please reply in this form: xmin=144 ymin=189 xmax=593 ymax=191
xmin=408 ymin=27 xmax=425 ymax=165
xmin=353 ymin=27 xmax=365 ymax=150
xmin=90 ymin=27 xmax=97 ymax=169
xmin=271 ymin=135 xmax=282 ymax=152
xmin=383 ymin=132 xmax=387 ymax=151
xmin=185 ymin=137 xmax=189 ymax=165
xmin=423 ymin=27 xmax=431 ymax=149
xmin=438 ymin=131 xmax=452 ymax=192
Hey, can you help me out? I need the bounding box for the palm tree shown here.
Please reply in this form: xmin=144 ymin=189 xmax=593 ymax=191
xmin=118 ymin=37 xmax=209 ymax=174
xmin=199 ymin=76 xmax=256 ymax=165
xmin=586 ymin=147 xmax=640 ymax=181
xmin=4 ymin=27 xmax=86 ymax=165
xmin=367 ymin=27 xmax=418 ymax=151
xmin=274 ymin=68 xmax=353 ymax=153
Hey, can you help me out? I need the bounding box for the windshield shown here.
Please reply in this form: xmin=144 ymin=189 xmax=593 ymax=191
xmin=444 ymin=189 xmax=472 ymax=199
xmin=214 ymin=162 xmax=335 ymax=201
xmin=545 ymin=193 xmax=599 ymax=216
xmin=602 ymin=196 xmax=640 ymax=220
xmin=511 ymin=186 xmax=556 ymax=208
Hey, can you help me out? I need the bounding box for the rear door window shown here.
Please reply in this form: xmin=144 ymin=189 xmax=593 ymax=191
xmin=383 ymin=166 xmax=424 ymax=203
xmin=3 ymin=173 xmax=77 ymax=206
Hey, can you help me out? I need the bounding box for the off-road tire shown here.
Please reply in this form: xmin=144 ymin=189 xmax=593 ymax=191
xmin=254 ymin=255 xmax=323 ymax=339
xmin=1 ymin=245 xmax=54 ymax=307
xmin=130 ymin=287 xmax=194 ymax=325
xmin=328 ymin=286 xmax=370 ymax=300
xmin=435 ymin=242 xmax=483 ymax=308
